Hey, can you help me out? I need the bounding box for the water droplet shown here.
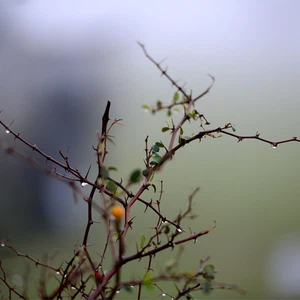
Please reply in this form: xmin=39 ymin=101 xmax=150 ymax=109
xmin=1 ymin=243 xmax=5 ymax=247
xmin=176 ymin=227 xmax=182 ymax=233
xmin=56 ymin=271 xmax=60 ymax=275
xmin=162 ymin=293 xmax=166 ymax=296
xmin=5 ymin=129 xmax=10 ymax=134
xmin=130 ymin=285 xmax=134 ymax=288
xmin=71 ymin=286 xmax=76 ymax=290
xmin=81 ymin=182 xmax=88 ymax=187
xmin=162 ymin=220 xmax=168 ymax=224
xmin=116 ymin=290 xmax=120 ymax=294
xmin=272 ymin=144 xmax=277 ymax=149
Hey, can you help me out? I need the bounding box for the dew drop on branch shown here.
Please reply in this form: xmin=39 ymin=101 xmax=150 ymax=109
xmin=5 ymin=129 xmax=10 ymax=134
xmin=272 ymin=144 xmax=277 ymax=149
xmin=81 ymin=182 xmax=88 ymax=187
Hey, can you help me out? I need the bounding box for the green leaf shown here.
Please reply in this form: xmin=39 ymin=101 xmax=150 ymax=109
xmin=180 ymin=126 xmax=184 ymax=135
xmin=143 ymin=270 xmax=153 ymax=287
xmin=162 ymin=127 xmax=170 ymax=132
xmin=150 ymin=172 xmax=155 ymax=182
xmin=164 ymin=225 xmax=170 ymax=235
xmin=155 ymin=141 xmax=164 ymax=148
xmin=142 ymin=104 xmax=150 ymax=111
xmin=143 ymin=282 xmax=155 ymax=291
xmin=129 ymin=169 xmax=142 ymax=183
xmin=151 ymin=144 xmax=160 ymax=153
xmin=107 ymin=166 xmax=118 ymax=171
xmin=204 ymin=264 xmax=215 ymax=280
xmin=188 ymin=110 xmax=196 ymax=119
xmin=140 ymin=234 xmax=146 ymax=249
xmin=100 ymin=166 xmax=109 ymax=179
xmin=173 ymin=91 xmax=179 ymax=102
xmin=167 ymin=109 xmax=172 ymax=117
xmin=106 ymin=180 xmax=118 ymax=194
xmin=152 ymin=154 xmax=161 ymax=162
xmin=150 ymin=154 xmax=161 ymax=166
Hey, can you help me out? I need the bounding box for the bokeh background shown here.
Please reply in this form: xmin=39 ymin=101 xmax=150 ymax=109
xmin=1 ymin=0 xmax=300 ymax=299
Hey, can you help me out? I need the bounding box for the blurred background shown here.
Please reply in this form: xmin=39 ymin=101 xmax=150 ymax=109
xmin=0 ymin=0 xmax=300 ymax=298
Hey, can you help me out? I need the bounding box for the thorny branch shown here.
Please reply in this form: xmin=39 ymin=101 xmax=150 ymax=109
xmin=0 ymin=43 xmax=299 ymax=299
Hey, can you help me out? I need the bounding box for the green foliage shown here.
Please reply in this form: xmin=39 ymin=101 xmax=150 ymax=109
xmin=162 ymin=126 xmax=170 ymax=132
xmin=140 ymin=234 xmax=146 ymax=250
xmin=173 ymin=91 xmax=180 ymax=102
xmin=129 ymin=168 xmax=142 ymax=183
xmin=106 ymin=180 xmax=118 ymax=194
xmin=142 ymin=271 xmax=155 ymax=290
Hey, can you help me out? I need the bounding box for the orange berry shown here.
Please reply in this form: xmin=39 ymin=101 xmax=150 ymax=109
xmin=111 ymin=205 xmax=124 ymax=219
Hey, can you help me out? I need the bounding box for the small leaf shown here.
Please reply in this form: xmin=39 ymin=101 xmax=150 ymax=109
xmin=151 ymin=145 xmax=160 ymax=153
xmin=164 ymin=225 xmax=170 ymax=235
xmin=143 ymin=270 xmax=152 ymax=284
xmin=100 ymin=166 xmax=109 ymax=179
xmin=140 ymin=234 xmax=146 ymax=249
xmin=106 ymin=180 xmax=117 ymax=194
xmin=150 ymin=154 xmax=161 ymax=166
xmin=162 ymin=127 xmax=170 ymax=132
xmin=167 ymin=109 xmax=172 ymax=117
xmin=188 ymin=110 xmax=196 ymax=119
xmin=155 ymin=141 xmax=164 ymax=148
xmin=204 ymin=264 xmax=215 ymax=280
xmin=156 ymin=100 xmax=163 ymax=109
xmin=129 ymin=169 xmax=142 ymax=183
xmin=150 ymin=172 xmax=155 ymax=182
xmin=143 ymin=282 xmax=155 ymax=291
xmin=107 ymin=166 xmax=118 ymax=171
xmin=152 ymin=154 xmax=161 ymax=161
xmin=173 ymin=91 xmax=179 ymax=102
xmin=142 ymin=104 xmax=150 ymax=111
xmin=216 ymin=134 xmax=223 ymax=138
xmin=180 ymin=126 xmax=184 ymax=135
